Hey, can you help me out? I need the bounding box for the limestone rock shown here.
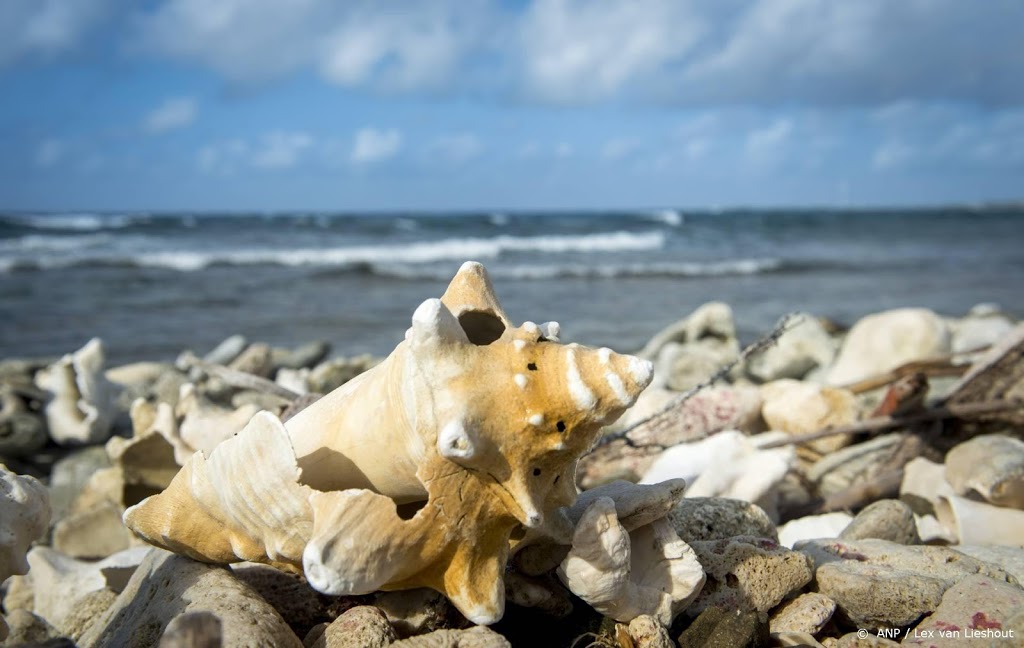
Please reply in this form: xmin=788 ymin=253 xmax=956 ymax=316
xmin=826 ymin=308 xmax=951 ymax=386
xmin=1 ymin=609 xmax=62 ymax=646
xmin=303 ymin=605 xmax=396 ymax=648
xmin=668 ymin=497 xmax=778 ymax=544
xmin=1 ymin=464 xmax=50 ymax=582
xmin=307 ymin=355 xmax=379 ymax=394
xmin=390 ymin=626 xmax=510 ymax=647
xmin=746 ymin=313 xmax=837 ymax=382
xmin=798 ymin=538 xmax=1018 ymax=630
xmin=769 ymin=592 xmax=836 ymax=636
xmin=676 ymin=607 xmax=769 ymax=648
xmin=0 ymin=385 xmax=47 ymax=459
xmin=949 ymin=304 xmax=1016 ymax=354
xmin=47 ymin=446 xmax=111 ymax=523
xmin=627 ymin=615 xmax=673 ymax=648
xmin=372 ymin=589 xmax=459 ymax=638
xmin=688 ymin=536 xmax=813 ymax=616
xmin=760 ymin=379 xmax=860 ymax=454
xmin=77 ymin=549 xmax=302 ymax=648
xmin=644 ymin=303 xmax=740 ymax=392
xmin=272 ymin=341 xmax=330 ymax=371
xmin=839 ymin=499 xmax=919 ymax=545
xmin=952 ymin=545 xmax=1024 ymax=585
xmin=227 ymin=342 xmax=273 ymax=377
xmin=201 ymin=334 xmax=248 ymax=365
xmin=902 ymin=574 xmax=1024 ymax=647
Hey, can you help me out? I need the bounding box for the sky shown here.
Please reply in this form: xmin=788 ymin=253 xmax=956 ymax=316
xmin=1 ymin=0 xmax=1023 ymax=212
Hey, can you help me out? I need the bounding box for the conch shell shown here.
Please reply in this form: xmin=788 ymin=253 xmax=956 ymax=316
xmin=124 ymin=262 xmax=653 ymax=623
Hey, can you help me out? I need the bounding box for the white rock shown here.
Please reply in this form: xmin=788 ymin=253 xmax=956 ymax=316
xmin=1 ymin=465 xmax=50 ymax=581
xmin=935 ymin=495 xmax=1024 ymax=547
xmin=778 ymin=512 xmax=854 ymax=549
xmin=557 ymin=497 xmax=705 ymax=625
xmin=900 ymin=457 xmax=955 ymax=508
xmin=275 ymin=367 xmax=310 ymax=395
xmin=641 ymin=430 xmax=795 ymax=518
xmin=641 ymin=302 xmax=740 ymax=392
xmin=34 ymin=338 xmax=120 ymax=445
xmin=747 ymin=313 xmax=837 ymax=382
xmin=24 ymin=546 xmax=150 ymax=632
xmin=948 ymin=306 xmax=1015 ymax=354
xmin=826 ymin=308 xmax=950 ymax=386
xmin=760 ymin=379 xmax=859 ymax=454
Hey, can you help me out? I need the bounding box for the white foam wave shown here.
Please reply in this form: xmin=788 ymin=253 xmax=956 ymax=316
xmin=1 ymin=230 xmax=665 ymax=272
xmin=376 ymin=258 xmax=783 ymax=280
xmin=642 ymin=209 xmax=684 ymax=226
xmin=0 ymin=233 xmax=115 ymax=253
xmin=5 ymin=213 xmax=138 ymax=231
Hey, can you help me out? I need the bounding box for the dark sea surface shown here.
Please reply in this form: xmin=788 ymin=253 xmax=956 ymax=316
xmin=2 ymin=208 xmax=1023 ymax=365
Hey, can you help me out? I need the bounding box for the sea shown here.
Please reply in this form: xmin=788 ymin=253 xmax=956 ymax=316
xmin=2 ymin=207 xmax=1023 ymax=366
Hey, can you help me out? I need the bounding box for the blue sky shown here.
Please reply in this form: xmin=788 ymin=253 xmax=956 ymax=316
xmin=1 ymin=0 xmax=1023 ymax=211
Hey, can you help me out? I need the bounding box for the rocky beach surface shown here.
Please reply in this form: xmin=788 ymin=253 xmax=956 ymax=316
xmin=2 ymin=298 xmax=1024 ymax=648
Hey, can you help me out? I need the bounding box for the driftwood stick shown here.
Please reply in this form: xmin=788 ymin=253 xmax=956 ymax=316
xmin=595 ymin=312 xmax=804 ymax=450
xmin=840 ymin=347 xmax=990 ymax=395
xmin=758 ymin=399 xmax=1023 ymax=449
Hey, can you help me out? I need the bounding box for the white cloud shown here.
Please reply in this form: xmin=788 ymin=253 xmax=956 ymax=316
xmin=0 ymin=0 xmax=112 ymax=67
xmin=251 ymin=131 xmax=313 ymax=169
xmin=143 ymin=97 xmax=198 ymax=133
xmin=746 ymin=119 xmax=793 ymax=160
xmin=428 ymin=133 xmax=483 ymax=163
xmin=600 ymin=137 xmax=640 ymax=161
xmin=34 ymin=138 xmax=64 ymax=167
xmin=197 ymin=139 xmax=248 ymax=175
xmin=872 ymin=141 xmax=914 ymax=170
xmin=519 ymin=0 xmax=704 ymax=103
xmin=350 ymin=128 xmax=403 ymax=164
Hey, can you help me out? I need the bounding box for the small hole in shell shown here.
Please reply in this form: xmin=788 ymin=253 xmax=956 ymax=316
xmin=533 ymin=468 xmax=542 ymax=477
xmin=556 ymin=421 xmax=566 ymax=432
xmin=527 ymin=362 xmax=537 ymax=371
xmin=553 ymin=475 xmax=560 ymax=484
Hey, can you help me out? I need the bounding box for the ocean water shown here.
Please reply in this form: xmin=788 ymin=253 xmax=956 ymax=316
xmin=2 ymin=208 xmax=1023 ymax=366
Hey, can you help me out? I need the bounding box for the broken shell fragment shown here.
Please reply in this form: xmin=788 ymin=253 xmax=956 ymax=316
xmin=944 ymin=434 xmax=1024 ymax=509
xmin=124 ymin=261 xmax=654 ymax=624
xmin=34 ymin=338 xmax=119 ymax=446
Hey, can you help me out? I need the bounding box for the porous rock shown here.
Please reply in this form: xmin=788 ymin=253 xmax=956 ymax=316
xmin=628 ymin=615 xmax=673 ymax=648
xmin=389 ymin=626 xmax=510 ymax=647
xmin=668 ymin=497 xmax=778 ymax=544
xmin=826 ymin=308 xmax=950 ymax=386
xmin=1 ymin=464 xmax=50 ymax=582
xmin=303 ymin=605 xmax=396 ymax=648
xmin=769 ymin=592 xmax=836 ymax=635
xmin=688 ymin=536 xmax=813 ymax=616
xmin=76 ymin=549 xmax=302 ymax=648
xmin=952 ymin=545 xmax=1024 ymax=585
xmin=902 ymin=574 xmax=1024 ymax=647
xmin=799 ymin=538 xmax=1018 ymax=630
xmin=676 ymin=606 xmax=769 ymax=648
xmin=839 ymin=499 xmax=919 ymax=545
xmin=1 ymin=609 xmax=62 ymax=646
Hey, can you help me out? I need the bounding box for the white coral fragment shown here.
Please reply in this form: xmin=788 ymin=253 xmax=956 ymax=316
xmin=34 ymin=338 xmax=119 ymax=445
xmin=557 ymin=497 xmax=705 ymax=625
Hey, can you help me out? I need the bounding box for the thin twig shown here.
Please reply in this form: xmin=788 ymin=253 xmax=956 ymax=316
xmin=757 ymin=399 xmax=1024 ymax=449
xmin=595 ymin=312 xmax=805 ymax=450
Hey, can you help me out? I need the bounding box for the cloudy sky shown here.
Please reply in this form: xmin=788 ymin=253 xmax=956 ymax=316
xmin=2 ymin=0 xmax=1023 ymax=211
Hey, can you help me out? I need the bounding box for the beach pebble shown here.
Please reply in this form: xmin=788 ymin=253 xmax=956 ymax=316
xmin=228 ymin=342 xmax=273 ymax=377
xmin=644 ymin=302 xmax=740 ymax=392
xmin=232 ymin=563 xmax=344 ymax=640
xmin=308 ymin=355 xmax=380 ymax=394
xmin=902 ymin=574 xmax=1024 ymax=647
xmin=0 ymin=609 xmax=62 ymax=645
xmin=839 ymin=499 xmax=919 ymax=545
xmin=798 ymin=539 xmax=1018 ymax=630
xmin=826 ymin=308 xmax=950 ymax=386
xmin=77 ymin=549 xmax=302 ymax=647
xmin=944 ymin=434 xmax=1024 ymax=509
xmin=807 ymin=433 xmax=904 ymax=498
xmin=949 ymin=304 xmax=1016 ymax=354
xmin=628 ymin=615 xmax=673 ymax=648
xmin=760 ymin=379 xmax=860 ymax=454
xmin=952 ymin=546 xmax=1024 ymax=585
xmin=303 ymin=606 xmax=396 ymax=648
xmin=390 ymin=626 xmax=511 ymax=647
xmin=0 ymin=465 xmax=50 ymax=583
xmin=200 ymin=334 xmax=248 ymax=366
xmin=159 ymin=612 xmax=223 ymax=648
xmin=668 ymin=497 xmax=778 ymax=543
xmin=769 ymin=592 xmax=837 ymax=635
xmin=272 ymin=340 xmax=330 ymax=371
xmin=676 ymin=607 xmax=769 ymax=648
xmin=373 ymin=589 xmax=460 ymax=638
xmin=687 ymin=536 xmax=813 ymax=616
xmin=0 ymin=386 xmax=47 ymax=458
xmin=746 ymin=313 xmax=838 ymax=382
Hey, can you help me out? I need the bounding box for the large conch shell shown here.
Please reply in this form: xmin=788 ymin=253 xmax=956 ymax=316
xmin=124 ymin=262 xmax=653 ymax=624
